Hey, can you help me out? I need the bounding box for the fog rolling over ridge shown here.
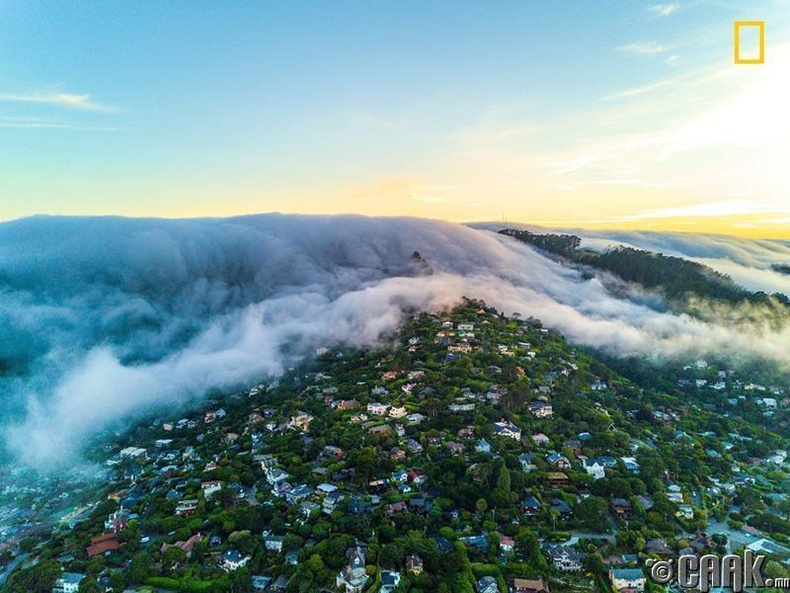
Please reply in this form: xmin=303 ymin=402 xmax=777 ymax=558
xmin=1 ymin=214 xmax=789 ymax=469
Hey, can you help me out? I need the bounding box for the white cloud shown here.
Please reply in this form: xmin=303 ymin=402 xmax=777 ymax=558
xmin=0 ymin=117 xmax=120 ymax=131
xmin=3 ymin=214 xmax=790 ymax=469
xmin=618 ymin=41 xmax=668 ymax=54
xmin=647 ymin=3 xmax=680 ymax=17
xmin=0 ymin=92 xmax=115 ymax=111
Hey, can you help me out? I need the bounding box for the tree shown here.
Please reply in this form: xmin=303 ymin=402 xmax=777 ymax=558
xmin=126 ymin=552 xmax=151 ymax=584
xmin=5 ymin=560 xmax=60 ymax=593
xmin=78 ymin=577 xmax=102 ymax=593
xmin=163 ymin=545 xmax=187 ymax=567
xmin=496 ymin=465 xmax=511 ymax=493
xmin=109 ymin=572 xmax=126 ymax=592
xmin=583 ymin=553 xmax=606 ymax=578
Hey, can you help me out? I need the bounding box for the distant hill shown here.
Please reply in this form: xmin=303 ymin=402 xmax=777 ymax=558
xmin=499 ymin=228 xmax=790 ymax=309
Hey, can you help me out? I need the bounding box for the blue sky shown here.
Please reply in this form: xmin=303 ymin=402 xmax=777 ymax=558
xmin=1 ymin=1 xmax=789 ymax=235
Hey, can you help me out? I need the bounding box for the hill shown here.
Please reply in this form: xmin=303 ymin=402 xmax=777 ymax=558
xmin=2 ymin=300 xmax=788 ymax=592
xmin=499 ymin=228 xmax=790 ymax=311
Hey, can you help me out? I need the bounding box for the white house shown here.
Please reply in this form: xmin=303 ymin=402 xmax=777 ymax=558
xmin=53 ymin=573 xmax=85 ymax=593
xmin=221 ymin=549 xmax=251 ymax=571
xmin=367 ymin=402 xmax=390 ymax=416
xmin=583 ymin=458 xmax=606 ymax=480
xmin=264 ymin=535 xmax=285 ymax=553
xmin=201 ymin=480 xmax=222 ymax=500
xmin=493 ymin=420 xmax=521 ymax=441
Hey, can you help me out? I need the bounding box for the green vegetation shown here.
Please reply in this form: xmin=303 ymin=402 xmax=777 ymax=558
xmin=1 ymin=299 xmax=788 ymax=592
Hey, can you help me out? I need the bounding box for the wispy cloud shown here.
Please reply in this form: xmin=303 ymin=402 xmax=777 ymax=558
xmin=0 ymin=118 xmax=121 ymax=132
xmin=618 ymin=41 xmax=668 ymax=54
xmin=647 ymin=3 xmax=680 ymax=17
xmin=0 ymin=92 xmax=116 ymax=112
xmin=604 ymin=199 xmax=790 ymax=222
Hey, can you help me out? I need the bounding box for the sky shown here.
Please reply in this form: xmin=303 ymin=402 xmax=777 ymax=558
xmin=1 ymin=1 xmax=789 ymax=236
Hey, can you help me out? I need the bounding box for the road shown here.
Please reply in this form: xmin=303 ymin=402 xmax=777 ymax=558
xmin=0 ymin=553 xmax=30 ymax=586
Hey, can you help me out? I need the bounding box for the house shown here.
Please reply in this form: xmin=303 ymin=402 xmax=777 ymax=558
xmin=367 ymin=402 xmax=390 ymax=416
xmin=87 ymin=532 xmax=120 ymax=557
xmin=406 ymin=413 xmax=426 ymax=425
xmin=391 ymin=469 xmax=408 ymax=483
xmin=449 ymin=401 xmax=476 ymax=412
xmin=221 ymin=549 xmax=251 ymax=571
xmin=252 ymin=575 xmax=273 ymax=591
xmin=270 ymin=575 xmax=289 ymax=591
xmin=445 ymin=441 xmax=465 ymax=455
xmin=336 ymin=545 xmax=369 ymax=593
xmin=387 ymin=501 xmax=407 ymax=515
xmin=53 ymin=572 xmax=85 ymax=593
xmin=406 ymin=554 xmax=423 ymax=575
xmin=609 ymin=568 xmax=646 ymax=593
xmin=406 ymin=438 xmax=424 ymax=453
xmin=513 ymin=577 xmax=550 ymax=593
xmin=582 ymin=458 xmax=606 ymax=480
xmin=523 ymin=495 xmax=542 ymax=515
xmin=300 ymin=501 xmax=320 ymax=518
xmin=285 ymin=550 xmax=299 ymax=565
xmin=634 ymin=494 xmax=654 ymax=511
xmin=546 ymin=472 xmax=569 ymax=488
xmin=161 ymin=532 xmax=203 ymax=558
xmin=287 ymin=412 xmax=313 ymax=432
xmin=407 ymin=470 xmax=427 ymax=485
xmin=175 ymin=499 xmax=199 ymax=516
xmin=546 ymin=451 xmax=571 ymax=469
xmin=529 ymin=402 xmax=554 ymax=418
xmin=317 ymin=483 xmax=339 ymax=495
xmin=118 ymin=446 xmax=147 ymax=461
xmin=460 ymin=534 xmax=489 ymax=551
xmin=103 ymin=507 xmax=130 ymax=532
xmin=676 ymin=504 xmax=694 ymax=520
xmin=285 ymin=484 xmax=312 ymax=505
xmin=519 ymin=452 xmax=537 ymax=472
xmin=532 ymin=433 xmax=550 ymax=446
xmin=323 ymin=491 xmax=345 ymax=514
xmin=550 ymin=498 xmax=573 ymax=517
xmin=548 ymin=545 xmax=584 ymax=571
xmin=610 ymin=498 xmax=633 ymax=517
xmin=201 ymin=480 xmax=222 ymax=500
xmin=497 ymin=532 xmax=515 ymax=554
xmin=368 ymin=424 xmax=394 ymax=437
xmin=493 ymin=420 xmax=522 ymax=441
xmin=266 ymin=468 xmax=291 ymax=486
xmin=644 ymin=538 xmax=673 ymax=557
xmin=476 ymin=439 xmax=492 ymax=454
xmin=264 ymin=534 xmax=285 ymax=553
xmin=388 ymin=406 xmax=407 ymax=418
xmin=322 ymin=445 xmax=345 ymax=460
xmin=336 ymin=399 xmax=359 ymax=411
xmin=381 ymin=570 xmax=402 ymax=592
xmin=476 ymin=575 xmax=499 ymax=593
xmin=620 ymin=457 xmax=640 ymax=474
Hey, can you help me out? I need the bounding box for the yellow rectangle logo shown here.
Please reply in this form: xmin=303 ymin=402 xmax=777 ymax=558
xmin=734 ymin=21 xmax=765 ymax=64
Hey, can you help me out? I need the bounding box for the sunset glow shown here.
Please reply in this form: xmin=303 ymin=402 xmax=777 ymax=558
xmin=1 ymin=1 xmax=789 ymax=236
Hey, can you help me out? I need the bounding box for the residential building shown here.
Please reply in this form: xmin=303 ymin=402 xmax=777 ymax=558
xmin=609 ymin=568 xmax=646 ymax=593
xmin=221 ymin=549 xmax=251 ymax=571
xmin=53 ymin=572 xmax=85 ymax=593
xmin=514 ymin=577 xmax=550 ymax=593
xmin=336 ymin=545 xmax=369 ymax=593
xmin=493 ymin=420 xmax=521 ymax=441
